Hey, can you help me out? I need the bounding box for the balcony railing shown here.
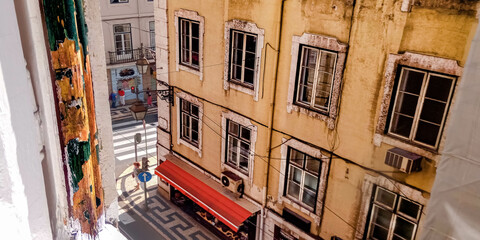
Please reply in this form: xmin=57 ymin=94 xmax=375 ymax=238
xmin=107 ymin=47 xmax=155 ymax=65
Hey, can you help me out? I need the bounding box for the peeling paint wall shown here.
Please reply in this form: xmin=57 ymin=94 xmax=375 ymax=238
xmin=41 ymin=0 xmax=104 ymax=236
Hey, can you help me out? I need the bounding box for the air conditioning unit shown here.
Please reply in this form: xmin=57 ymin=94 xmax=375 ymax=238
xmin=385 ymin=148 xmax=422 ymax=174
xmin=221 ymin=171 xmax=244 ymax=197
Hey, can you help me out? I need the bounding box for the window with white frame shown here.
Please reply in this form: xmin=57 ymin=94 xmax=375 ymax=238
xmin=285 ymin=148 xmax=321 ymax=210
xmin=366 ymin=186 xmax=422 ymax=240
xmin=180 ymin=99 xmax=200 ymax=146
xmin=113 ymin=24 xmax=132 ymax=55
xmin=388 ymin=67 xmax=455 ymax=148
xmin=229 ymin=30 xmax=257 ymax=87
xmin=225 ymin=120 xmax=251 ymax=174
xmin=149 ymin=21 xmax=155 ymax=49
xmin=295 ymin=45 xmax=337 ymax=113
xmin=179 ymin=18 xmax=200 ymax=69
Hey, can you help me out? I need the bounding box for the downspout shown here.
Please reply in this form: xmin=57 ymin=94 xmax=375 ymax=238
xmin=261 ymin=0 xmax=286 ymax=239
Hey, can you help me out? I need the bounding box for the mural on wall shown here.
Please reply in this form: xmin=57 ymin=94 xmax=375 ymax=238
xmin=42 ymin=0 xmax=104 ymax=237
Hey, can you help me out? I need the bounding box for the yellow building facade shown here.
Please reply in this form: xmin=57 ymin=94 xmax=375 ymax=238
xmin=154 ymin=1 xmax=479 ymax=239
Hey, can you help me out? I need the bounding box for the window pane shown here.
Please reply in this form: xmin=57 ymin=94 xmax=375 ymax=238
xmin=234 ymin=32 xmax=244 ymax=49
xmin=303 ymin=48 xmax=317 ymax=69
xmin=369 ymin=206 xmax=393 ymax=240
xmin=287 ymin=181 xmax=300 ymax=199
xmin=241 ymin=127 xmax=251 ymax=141
xmin=425 ymin=75 xmax=453 ymax=102
xmin=244 ymin=69 xmax=254 ymax=84
xmin=192 ymin=38 xmax=199 ymax=52
xmin=304 ymin=172 xmax=318 ymax=191
xmin=398 ymin=197 xmax=421 ymax=220
xmin=240 ymin=141 xmax=250 ymax=158
xmin=191 ymin=104 xmax=199 ymax=116
xmin=229 ymin=121 xmax=239 ymax=135
xmin=394 ymin=92 xmax=419 ymax=117
xmin=290 ymin=166 xmax=302 ymax=184
xmin=192 ymin=22 xmax=199 ymax=38
xmin=314 ymin=72 xmax=332 ymax=109
xmin=375 ymin=187 xmax=396 ymax=209
xmin=419 ymin=99 xmax=446 ymax=125
xmin=414 ymin=120 xmax=440 ymax=146
xmin=239 ymin=154 xmax=248 ymax=171
xmin=245 ymin=52 xmax=256 ymax=69
xmin=192 ymin=52 xmax=199 ymax=66
xmin=227 ymin=136 xmax=238 ymax=164
xmin=289 ymin=149 xmax=304 ymax=167
xmin=234 ymin=49 xmax=243 ymax=65
xmin=302 ymin=189 xmax=316 ymax=208
xmin=192 ymin=118 xmax=199 ymax=132
xmin=319 ymin=51 xmax=336 ymax=74
xmin=393 ymin=217 xmax=415 ymax=240
xmin=399 ymin=69 xmax=424 ymax=95
xmin=246 ymin=34 xmax=256 ymax=52
xmin=390 ymin=113 xmax=414 ymax=138
xmin=233 ymin=66 xmax=242 ymax=81
xmin=306 ymin=157 xmax=321 ymax=174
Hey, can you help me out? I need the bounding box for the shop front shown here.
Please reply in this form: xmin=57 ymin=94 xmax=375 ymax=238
xmin=155 ymin=156 xmax=260 ymax=240
xmin=110 ymin=66 xmax=144 ymax=101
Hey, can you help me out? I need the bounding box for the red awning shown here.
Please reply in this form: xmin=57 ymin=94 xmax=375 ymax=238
xmin=155 ymin=160 xmax=253 ymax=232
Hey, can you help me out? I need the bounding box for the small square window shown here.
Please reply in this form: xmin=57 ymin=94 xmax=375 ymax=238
xmin=229 ymin=30 xmax=257 ymax=87
xmin=388 ymin=67 xmax=455 ymax=148
xmin=294 ymin=45 xmax=337 ymax=114
xmin=366 ymin=186 xmax=423 ymax=240
xmin=179 ymin=18 xmax=200 ymax=69
xmin=225 ymin=120 xmax=251 ymax=175
xmin=180 ymin=99 xmax=200 ymax=146
xmin=285 ymin=147 xmax=321 ymax=210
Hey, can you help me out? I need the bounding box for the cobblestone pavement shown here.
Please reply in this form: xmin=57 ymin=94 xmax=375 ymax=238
xmin=117 ymin=165 xmax=219 ymax=240
xmin=110 ymin=101 xmax=157 ymax=122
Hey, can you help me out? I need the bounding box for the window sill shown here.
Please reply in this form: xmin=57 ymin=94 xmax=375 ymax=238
xmin=373 ymin=133 xmax=440 ymax=162
xmin=279 ymin=196 xmax=321 ymax=225
xmin=177 ymin=63 xmax=202 ymax=80
xmin=287 ymin=103 xmax=335 ymax=129
xmin=178 ymin=137 xmax=202 ymax=158
xmin=223 ymin=163 xmax=249 ymax=180
xmin=224 ymin=80 xmax=257 ymax=100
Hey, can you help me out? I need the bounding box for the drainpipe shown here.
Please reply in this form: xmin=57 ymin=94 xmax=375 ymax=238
xmin=261 ymin=0 xmax=286 ymax=239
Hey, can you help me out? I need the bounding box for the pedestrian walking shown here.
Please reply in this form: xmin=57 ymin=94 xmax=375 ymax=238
xmin=131 ymin=162 xmax=141 ymax=192
xmin=118 ymin=88 xmax=125 ymax=106
xmin=109 ymin=91 xmax=117 ymax=108
xmin=147 ymin=88 xmax=153 ymax=107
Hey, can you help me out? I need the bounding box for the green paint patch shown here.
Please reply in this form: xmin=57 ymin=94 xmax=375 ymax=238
xmin=43 ymin=0 xmax=80 ymax=51
xmin=67 ymin=138 xmax=91 ymax=193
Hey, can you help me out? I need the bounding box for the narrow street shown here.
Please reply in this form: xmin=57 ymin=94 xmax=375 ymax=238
xmin=110 ymin=103 xmax=218 ymax=240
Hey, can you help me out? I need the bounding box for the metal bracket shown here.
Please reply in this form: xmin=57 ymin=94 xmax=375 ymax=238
xmin=156 ymin=80 xmax=174 ymax=106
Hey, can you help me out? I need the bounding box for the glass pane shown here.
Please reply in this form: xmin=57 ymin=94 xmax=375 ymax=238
xmin=390 ymin=113 xmax=414 ymax=138
xmin=244 ymin=69 xmax=254 ymax=84
xmin=192 ymin=131 xmax=198 ymax=143
xmin=234 ymin=32 xmax=244 ymax=49
xmin=393 ymin=217 xmax=415 ymax=240
xmin=300 ymin=85 xmax=313 ymax=103
xmin=191 ymin=105 xmax=199 ymax=116
xmin=398 ymin=197 xmax=421 ymax=220
xmin=290 ymin=166 xmax=302 ymax=184
xmin=399 ymin=69 xmax=425 ymax=95
xmin=182 ymin=126 xmax=189 ymax=138
xmin=192 ymin=52 xmax=199 ymax=66
xmin=192 ymin=38 xmax=199 ymax=52
xmin=304 ymin=172 xmax=318 ymax=191
xmin=229 ymin=121 xmax=239 ymax=135
xmin=233 ymin=66 xmax=242 ymax=81
xmin=246 ymin=35 xmax=256 ymax=52
xmin=314 ymin=73 xmax=332 ymax=109
xmin=375 ymin=187 xmax=396 ymax=209
xmin=227 ymin=136 xmax=238 ymax=164
xmin=287 ymin=181 xmax=300 ymax=199
xmin=192 ymin=22 xmax=199 ymax=38
xmin=394 ymin=92 xmax=419 ymax=117
xmin=245 ymin=52 xmax=256 ymax=69
xmin=303 ymin=48 xmax=317 ymax=69
xmin=241 ymin=127 xmax=251 ymax=141
xmin=369 ymin=206 xmax=393 ymax=240
xmin=181 ymin=100 xmax=190 ymax=112
xmin=414 ymin=120 xmax=440 ymax=146
xmin=234 ymin=49 xmax=243 ymax=65
xmin=419 ymin=99 xmax=446 ymax=125
xmin=319 ymin=51 xmax=336 ymax=73
xmin=239 ymin=155 xmax=248 ymax=171
xmin=240 ymin=142 xmax=250 ymax=158
xmin=306 ymin=157 xmax=320 ymax=174
xmin=192 ymin=118 xmax=199 ymax=132
xmin=289 ymin=149 xmax=304 ymax=167
xmin=302 ymin=189 xmax=316 ymax=208
xmin=425 ymin=75 xmax=453 ymax=102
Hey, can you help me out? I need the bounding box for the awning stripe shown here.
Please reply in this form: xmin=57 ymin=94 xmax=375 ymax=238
xmin=155 ymin=160 xmax=252 ymax=232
